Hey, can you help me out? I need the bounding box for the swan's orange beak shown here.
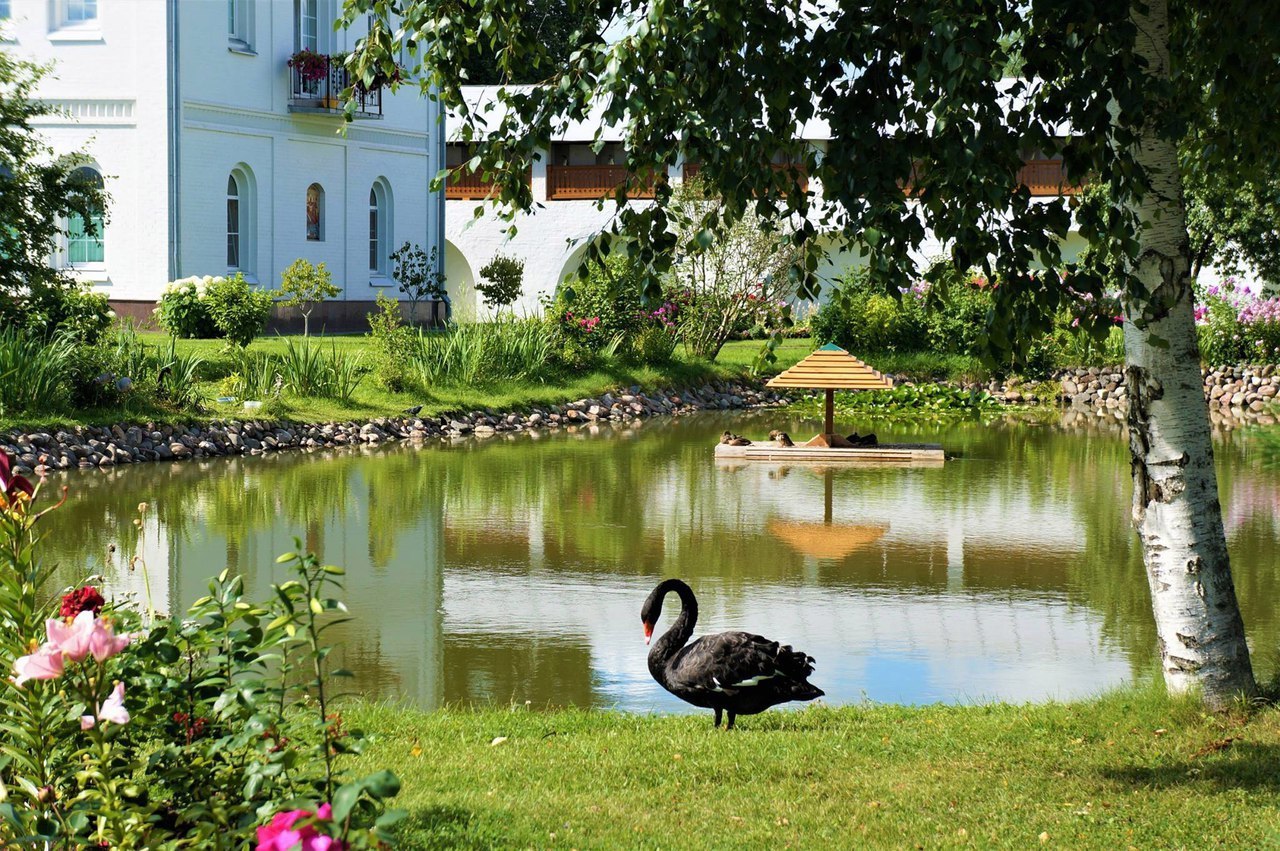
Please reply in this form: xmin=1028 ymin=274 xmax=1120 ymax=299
xmin=643 ymin=622 xmax=653 ymax=645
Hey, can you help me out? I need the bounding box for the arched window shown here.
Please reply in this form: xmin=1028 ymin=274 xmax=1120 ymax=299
xmin=368 ymin=179 xmax=392 ymax=276
xmin=227 ymin=174 xmax=241 ymax=269
xmin=306 ymin=182 xmax=324 ymax=241
xmin=67 ymin=166 xmax=105 ymax=266
xmin=227 ymin=165 xmax=255 ymax=275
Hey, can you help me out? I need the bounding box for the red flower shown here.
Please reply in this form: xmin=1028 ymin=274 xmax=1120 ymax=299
xmin=0 ymin=453 xmax=33 ymax=508
xmin=61 ymin=586 xmax=106 ymax=618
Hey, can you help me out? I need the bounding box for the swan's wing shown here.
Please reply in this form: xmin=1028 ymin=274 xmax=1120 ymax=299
xmin=669 ymin=631 xmax=815 ymax=694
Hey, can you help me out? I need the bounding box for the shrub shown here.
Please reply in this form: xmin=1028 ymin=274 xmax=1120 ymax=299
xmin=811 ymin=270 xmax=924 ymax=354
xmin=476 ymin=253 xmax=526 ymax=313
xmin=554 ymin=253 xmax=645 ymax=344
xmin=156 ymin=276 xmax=218 ymax=339
xmin=43 ymin=282 xmax=114 ymax=345
xmin=367 ymin=292 xmax=418 ymax=391
xmin=1196 ymin=286 xmax=1247 ymax=365
xmin=279 ymin=258 xmax=341 ymax=337
xmin=204 ymin=273 xmax=274 ymax=347
xmin=0 ymin=467 xmax=403 ymax=848
xmin=1236 ymin=296 xmax=1280 ymax=362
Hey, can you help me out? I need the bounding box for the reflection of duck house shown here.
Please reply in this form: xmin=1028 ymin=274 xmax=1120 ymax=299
xmin=714 ymin=344 xmax=945 ymax=465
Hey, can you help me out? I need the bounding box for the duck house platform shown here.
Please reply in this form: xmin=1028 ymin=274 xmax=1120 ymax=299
xmin=714 ymin=442 xmax=946 ymax=466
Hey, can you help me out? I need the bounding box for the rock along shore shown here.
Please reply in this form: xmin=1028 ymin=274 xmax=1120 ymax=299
xmin=2 ymin=381 xmax=790 ymax=477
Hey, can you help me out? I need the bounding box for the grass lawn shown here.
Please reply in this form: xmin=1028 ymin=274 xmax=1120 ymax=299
xmin=0 ymin=330 xmax=997 ymax=431
xmin=347 ymin=687 xmax=1280 ymax=849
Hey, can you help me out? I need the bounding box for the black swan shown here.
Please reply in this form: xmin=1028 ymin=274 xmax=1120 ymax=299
xmin=640 ymin=579 xmax=824 ymax=729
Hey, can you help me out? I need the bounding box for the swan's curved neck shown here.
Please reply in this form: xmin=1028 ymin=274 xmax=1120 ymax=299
xmin=649 ymin=580 xmax=698 ymax=664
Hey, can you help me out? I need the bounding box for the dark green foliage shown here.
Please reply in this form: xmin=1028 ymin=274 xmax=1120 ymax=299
xmin=204 ymin=274 xmax=274 ymax=347
xmin=456 ymin=0 xmax=602 ymax=85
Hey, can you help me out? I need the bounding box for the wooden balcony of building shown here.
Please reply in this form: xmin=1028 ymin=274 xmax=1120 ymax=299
xmin=444 ymin=165 xmax=531 ymax=201
xmin=545 ymin=165 xmax=660 ymax=201
xmin=1017 ymin=159 xmax=1080 ymax=196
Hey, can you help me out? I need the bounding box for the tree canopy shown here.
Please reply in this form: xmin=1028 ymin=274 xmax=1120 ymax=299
xmin=456 ymin=0 xmax=601 ymax=85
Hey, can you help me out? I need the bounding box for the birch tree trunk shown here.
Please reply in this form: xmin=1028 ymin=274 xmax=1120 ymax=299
xmin=1124 ymin=0 xmax=1256 ymax=707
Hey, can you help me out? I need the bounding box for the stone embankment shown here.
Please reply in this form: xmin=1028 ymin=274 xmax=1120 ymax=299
xmin=951 ymin=365 xmax=1278 ymax=426
xmin=1 ymin=381 xmax=788 ymax=476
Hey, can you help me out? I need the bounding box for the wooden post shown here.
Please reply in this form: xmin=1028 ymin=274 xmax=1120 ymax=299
xmin=824 ymin=388 xmax=834 ymax=437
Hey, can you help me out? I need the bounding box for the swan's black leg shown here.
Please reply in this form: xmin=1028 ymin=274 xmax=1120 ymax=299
xmin=713 ymin=708 xmax=722 ymax=728
xmin=726 ymin=712 xmax=736 ymax=730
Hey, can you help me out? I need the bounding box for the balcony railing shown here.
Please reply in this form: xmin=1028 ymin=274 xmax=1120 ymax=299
xmin=444 ymin=165 xmax=532 ymax=200
xmin=1017 ymin=159 xmax=1080 ymax=196
xmin=902 ymin=158 xmax=1081 ymax=196
xmin=289 ymin=63 xmax=382 ymax=119
xmin=546 ymin=165 xmax=659 ymax=200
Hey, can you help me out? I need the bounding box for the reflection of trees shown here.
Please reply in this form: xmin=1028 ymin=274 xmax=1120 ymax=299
xmin=38 ymin=411 xmax=1280 ymax=704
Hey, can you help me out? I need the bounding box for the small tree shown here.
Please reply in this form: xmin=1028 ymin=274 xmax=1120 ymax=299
xmin=278 ymin=258 xmax=340 ymax=337
xmin=668 ymin=178 xmax=799 ymax=360
xmin=390 ymin=242 xmax=446 ymax=324
xmin=476 ymin=254 xmax=525 ymax=314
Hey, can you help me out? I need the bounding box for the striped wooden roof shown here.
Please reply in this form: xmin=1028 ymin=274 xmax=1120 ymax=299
xmin=766 ymin=344 xmax=894 ymax=390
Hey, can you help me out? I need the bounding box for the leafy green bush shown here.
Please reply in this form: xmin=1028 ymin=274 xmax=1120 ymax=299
xmin=810 ymin=270 xmax=924 ymax=353
xmin=1197 ymin=290 xmax=1246 ymax=365
xmin=0 ymin=482 xmax=403 ymax=848
xmin=367 ymin=292 xmax=419 ymax=391
xmin=204 ymin=273 xmax=274 ymax=347
xmin=42 ymin=282 xmax=114 ymax=345
xmin=155 ymin=276 xmax=219 ymax=338
xmin=558 ymin=253 xmax=644 ymax=338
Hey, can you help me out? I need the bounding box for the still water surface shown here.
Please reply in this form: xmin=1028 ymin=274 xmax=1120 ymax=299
xmin=43 ymin=412 xmax=1280 ymax=711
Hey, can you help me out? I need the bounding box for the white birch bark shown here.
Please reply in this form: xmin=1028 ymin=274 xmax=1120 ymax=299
xmin=1123 ymin=0 xmax=1256 ymax=707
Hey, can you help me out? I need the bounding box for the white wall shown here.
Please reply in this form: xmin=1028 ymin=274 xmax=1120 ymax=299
xmin=12 ymin=0 xmax=443 ymax=303
xmin=177 ymin=0 xmax=442 ymax=301
xmin=11 ymin=0 xmax=172 ymax=300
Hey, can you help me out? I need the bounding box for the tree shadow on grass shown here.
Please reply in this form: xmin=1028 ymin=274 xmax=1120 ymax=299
xmin=396 ymin=805 xmax=512 ymax=850
xmin=1100 ymin=742 xmax=1280 ymax=792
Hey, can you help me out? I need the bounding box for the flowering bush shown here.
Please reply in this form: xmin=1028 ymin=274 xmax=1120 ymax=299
xmin=205 ymin=272 xmax=275 ymax=347
xmin=1193 ymin=277 xmax=1280 ymax=365
xmin=0 ymin=456 xmax=403 ymax=848
xmin=156 ymin=275 xmax=219 ymax=338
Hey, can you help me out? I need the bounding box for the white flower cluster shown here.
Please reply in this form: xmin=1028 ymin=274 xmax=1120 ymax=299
xmin=162 ymin=274 xmax=226 ymax=297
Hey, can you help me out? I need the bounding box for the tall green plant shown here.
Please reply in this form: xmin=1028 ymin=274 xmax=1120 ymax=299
xmin=0 ymin=329 xmax=75 ymax=416
xmin=390 ymin=242 xmax=445 ymax=325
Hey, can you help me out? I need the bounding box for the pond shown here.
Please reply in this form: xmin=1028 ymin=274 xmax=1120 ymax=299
xmin=41 ymin=410 xmax=1280 ymax=712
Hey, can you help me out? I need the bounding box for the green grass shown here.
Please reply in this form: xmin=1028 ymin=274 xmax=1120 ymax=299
xmin=346 ymin=687 xmax=1280 ymax=849
xmin=0 ymin=334 xmax=802 ymax=430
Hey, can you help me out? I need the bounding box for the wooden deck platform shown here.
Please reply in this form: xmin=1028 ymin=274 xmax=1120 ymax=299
xmin=714 ymin=442 xmax=946 ymax=466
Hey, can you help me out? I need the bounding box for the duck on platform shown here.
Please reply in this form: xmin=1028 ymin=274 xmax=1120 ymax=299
xmin=640 ymin=578 xmax=824 ymax=729
xmin=720 ymin=431 xmax=752 ymax=446
xmin=768 ymin=430 xmax=794 ymax=447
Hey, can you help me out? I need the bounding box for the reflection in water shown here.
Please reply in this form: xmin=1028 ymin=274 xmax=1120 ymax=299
xmin=40 ymin=412 xmax=1280 ymax=710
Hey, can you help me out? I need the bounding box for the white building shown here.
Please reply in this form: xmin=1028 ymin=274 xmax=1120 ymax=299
xmin=443 ymin=86 xmax=1090 ymax=320
xmin=4 ymin=0 xmax=446 ymax=330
